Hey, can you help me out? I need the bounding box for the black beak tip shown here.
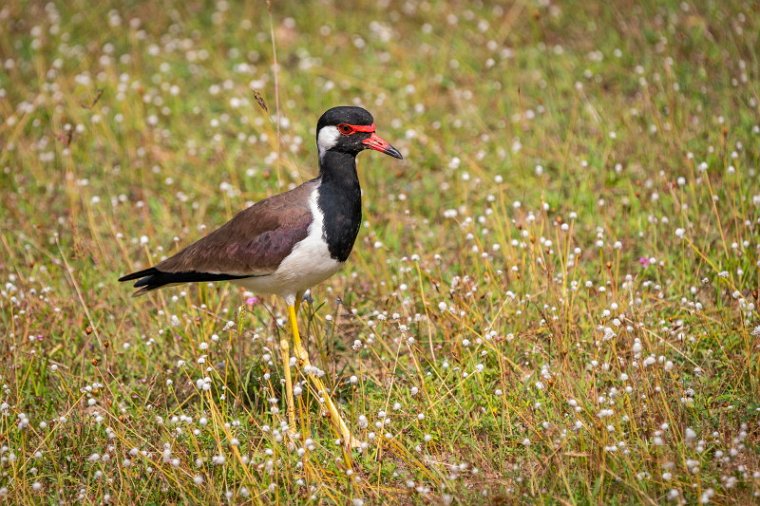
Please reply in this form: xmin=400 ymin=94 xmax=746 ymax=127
xmin=387 ymin=146 xmax=403 ymax=160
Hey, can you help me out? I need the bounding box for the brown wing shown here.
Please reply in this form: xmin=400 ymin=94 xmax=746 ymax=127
xmin=119 ymin=179 xmax=318 ymax=292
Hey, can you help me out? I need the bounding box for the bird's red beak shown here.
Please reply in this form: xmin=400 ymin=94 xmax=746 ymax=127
xmin=362 ymin=132 xmax=403 ymax=159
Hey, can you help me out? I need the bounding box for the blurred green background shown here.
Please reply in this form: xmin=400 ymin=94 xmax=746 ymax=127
xmin=1 ymin=1 xmax=758 ymax=504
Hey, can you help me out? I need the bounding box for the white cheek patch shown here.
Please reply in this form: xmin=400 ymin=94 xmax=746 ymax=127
xmin=317 ymin=126 xmax=340 ymax=159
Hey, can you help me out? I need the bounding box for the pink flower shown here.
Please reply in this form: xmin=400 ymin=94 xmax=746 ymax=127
xmin=245 ymin=296 xmax=260 ymax=306
xmin=638 ymin=257 xmax=651 ymax=267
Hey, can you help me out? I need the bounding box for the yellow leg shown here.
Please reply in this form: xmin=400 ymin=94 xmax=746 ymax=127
xmin=287 ymin=304 xmax=361 ymax=450
xmin=294 ymin=290 xmax=305 ymax=315
xmin=279 ymin=337 xmax=297 ymax=435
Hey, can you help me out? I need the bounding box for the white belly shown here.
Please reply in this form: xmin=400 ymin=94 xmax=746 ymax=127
xmin=234 ymin=252 xmax=343 ymax=299
xmin=234 ymin=185 xmax=343 ymax=301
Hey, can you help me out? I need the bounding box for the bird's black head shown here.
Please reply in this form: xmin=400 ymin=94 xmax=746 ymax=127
xmin=316 ymin=106 xmax=403 ymax=160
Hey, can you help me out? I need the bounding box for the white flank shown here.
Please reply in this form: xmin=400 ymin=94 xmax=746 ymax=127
xmin=317 ymin=125 xmax=340 ymax=159
xmin=236 ymin=183 xmax=342 ymax=303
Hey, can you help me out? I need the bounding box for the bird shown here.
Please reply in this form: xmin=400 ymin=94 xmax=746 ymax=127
xmin=119 ymin=105 xmax=402 ymax=450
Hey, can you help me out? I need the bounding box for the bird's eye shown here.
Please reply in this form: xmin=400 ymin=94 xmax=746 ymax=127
xmin=337 ymin=123 xmax=354 ymax=135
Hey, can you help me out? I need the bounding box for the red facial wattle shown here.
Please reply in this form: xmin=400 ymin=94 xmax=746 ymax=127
xmin=337 ymin=122 xmax=376 ymax=135
xmin=335 ymin=122 xmax=403 ymax=159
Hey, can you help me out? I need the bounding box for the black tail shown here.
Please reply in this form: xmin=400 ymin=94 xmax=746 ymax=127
xmin=119 ymin=267 xmax=251 ymax=295
xmin=118 ymin=267 xmax=159 ymax=283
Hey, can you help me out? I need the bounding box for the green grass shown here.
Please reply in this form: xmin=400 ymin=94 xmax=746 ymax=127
xmin=1 ymin=0 xmax=759 ymax=503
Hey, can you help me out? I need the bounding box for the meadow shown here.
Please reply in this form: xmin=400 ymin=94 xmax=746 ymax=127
xmin=1 ymin=0 xmax=758 ymax=503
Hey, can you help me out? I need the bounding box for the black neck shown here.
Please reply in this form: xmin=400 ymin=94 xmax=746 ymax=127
xmin=317 ymin=150 xmax=362 ymax=262
xmin=319 ymin=150 xmax=359 ymax=179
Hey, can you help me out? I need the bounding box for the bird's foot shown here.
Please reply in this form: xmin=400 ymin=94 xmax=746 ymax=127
xmin=284 ymin=428 xmax=301 ymax=447
xmin=344 ymin=434 xmax=364 ymax=450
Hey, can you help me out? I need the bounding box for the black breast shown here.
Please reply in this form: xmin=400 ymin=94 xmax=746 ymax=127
xmin=317 ymin=178 xmax=362 ymax=262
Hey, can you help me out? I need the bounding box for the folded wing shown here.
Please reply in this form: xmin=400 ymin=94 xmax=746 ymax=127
xmin=119 ymin=180 xmax=317 ymax=294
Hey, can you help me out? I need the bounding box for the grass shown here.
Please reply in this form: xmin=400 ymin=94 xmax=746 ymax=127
xmin=1 ymin=0 xmax=758 ymax=503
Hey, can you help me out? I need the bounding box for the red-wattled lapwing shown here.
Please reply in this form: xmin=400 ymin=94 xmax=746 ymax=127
xmin=119 ymin=106 xmax=402 ymax=449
